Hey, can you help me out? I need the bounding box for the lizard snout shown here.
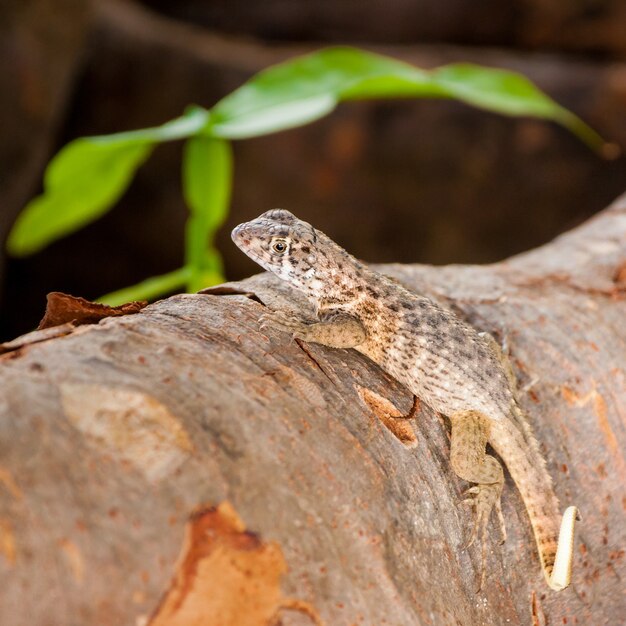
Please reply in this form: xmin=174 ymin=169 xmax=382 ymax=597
xmin=231 ymin=223 xmax=250 ymax=246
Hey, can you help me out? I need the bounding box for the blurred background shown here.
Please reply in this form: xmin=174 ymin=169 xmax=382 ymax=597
xmin=1 ymin=0 xmax=625 ymax=340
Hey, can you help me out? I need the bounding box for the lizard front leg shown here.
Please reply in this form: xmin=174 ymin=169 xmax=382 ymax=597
xmin=260 ymin=310 xmax=367 ymax=349
xmin=449 ymin=410 xmax=506 ymax=591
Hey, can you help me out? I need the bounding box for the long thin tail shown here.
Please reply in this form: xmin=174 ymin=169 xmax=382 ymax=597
xmin=490 ymin=415 xmax=577 ymax=590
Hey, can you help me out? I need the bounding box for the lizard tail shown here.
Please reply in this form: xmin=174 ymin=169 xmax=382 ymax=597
xmin=489 ymin=415 xmax=578 ymax=591
xmin=548 ymin=506 xmax=578 ymax=590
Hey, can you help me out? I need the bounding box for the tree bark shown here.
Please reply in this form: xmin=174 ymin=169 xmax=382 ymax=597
xmin=0 ymin=193 xmax=624 ymax=626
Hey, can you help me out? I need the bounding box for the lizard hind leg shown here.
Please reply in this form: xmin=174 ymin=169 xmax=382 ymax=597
xmin=449 ymin=411 xmax=505 ymax=591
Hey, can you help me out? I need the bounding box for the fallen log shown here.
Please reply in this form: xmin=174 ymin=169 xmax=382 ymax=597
xmin=0 ymin=192 xmax=624 ymax=625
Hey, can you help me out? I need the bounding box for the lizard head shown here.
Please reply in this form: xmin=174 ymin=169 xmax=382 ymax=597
xmin=232 ymin=209 xmax=361 ymax=297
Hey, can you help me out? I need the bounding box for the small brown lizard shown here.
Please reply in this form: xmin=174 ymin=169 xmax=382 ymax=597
xmin=232 ymin=209 xmax=578 ymax=591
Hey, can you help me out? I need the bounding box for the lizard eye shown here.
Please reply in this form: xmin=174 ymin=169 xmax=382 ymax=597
xmin=272 ymin=239 xmax=287 ymax=254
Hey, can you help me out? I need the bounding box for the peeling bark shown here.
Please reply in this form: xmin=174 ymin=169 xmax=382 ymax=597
xmin=0 ymin=193 xmax=624 ymax=625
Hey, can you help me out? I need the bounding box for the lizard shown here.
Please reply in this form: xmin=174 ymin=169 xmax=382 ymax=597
xmin=231 ymin=208 xmax=578 ymax=591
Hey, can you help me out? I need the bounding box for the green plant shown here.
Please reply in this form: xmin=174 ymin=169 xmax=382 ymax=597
xmin=7 ymin=47 xmax=608 ymax=305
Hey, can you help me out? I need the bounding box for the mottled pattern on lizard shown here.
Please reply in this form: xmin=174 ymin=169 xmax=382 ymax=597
xmin=232 ymin=208 xmax=578 ymax=591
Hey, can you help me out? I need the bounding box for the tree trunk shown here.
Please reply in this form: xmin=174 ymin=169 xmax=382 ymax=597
xmin=1 ymin=193 xmax=624 ymax=626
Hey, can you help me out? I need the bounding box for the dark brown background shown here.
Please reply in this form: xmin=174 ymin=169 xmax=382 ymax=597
xmin=1 ymin=0 xmax=625 ymax=340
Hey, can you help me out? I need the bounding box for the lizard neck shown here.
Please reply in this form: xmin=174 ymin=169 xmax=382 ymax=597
xmin=298 ymin=234 xmax=373 ymax=308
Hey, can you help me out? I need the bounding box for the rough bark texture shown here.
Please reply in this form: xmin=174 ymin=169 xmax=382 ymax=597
xmin=0 ymin=193 xmax=624 ymax=626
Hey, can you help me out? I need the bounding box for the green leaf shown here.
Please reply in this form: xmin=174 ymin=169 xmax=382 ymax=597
xmin=182 ymin=137 xmax=232 ymax=291
xmin=431 ymin=64 xmax=605 ymax=151
xmin=89 ymin=105 xmax=209 ymax=145
xmin=210 ymin=94 xmax=337 ymax=140
xmin=208 ymin=46 xmax=605 ymax=152
xmin=7 ymin=141 xmax=153 ymax=257
xmin=7 ymin=106 xmax=210 ymax=257
xmin=98 ymin=266 xmax=191 ymax=306
xmin=183 ymin=137 xmax=232 ymax=226
xmin=209 ymin=47 xmax=436 ymax=139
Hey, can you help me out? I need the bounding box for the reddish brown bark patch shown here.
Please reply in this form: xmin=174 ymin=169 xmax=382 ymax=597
xmin=357 ymin=386 xmax=419 ymax=447
xmin=149 ymin=501 xmax=323 ymax=626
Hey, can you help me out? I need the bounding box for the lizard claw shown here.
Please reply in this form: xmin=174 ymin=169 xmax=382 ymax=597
xmin=459 ymin=486 xmax=480 ymax=508
xmin=461 ymin=520 xmax=480 ymax=551
xmin=458 ymin=481 xmax=504 ymax=589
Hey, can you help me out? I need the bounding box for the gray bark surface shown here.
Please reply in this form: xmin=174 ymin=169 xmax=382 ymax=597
xmin=0 ymin=193 xmax=624 ymax=625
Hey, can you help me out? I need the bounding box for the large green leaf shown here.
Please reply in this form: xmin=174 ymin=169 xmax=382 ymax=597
xmin=209 ymin=47 xmax=435 ymax=138
xmin=7 ymin=141 xmax=152 ymax=256
xmin=208 ymin=46 xmax=603 ymax=151
xmin=431 ymin=64 xmax=604 ymax=150
xmin=7 ymin=107 xmax=210 ymax=257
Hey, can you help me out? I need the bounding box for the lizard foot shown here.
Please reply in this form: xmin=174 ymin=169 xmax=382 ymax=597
xmin=459 ymin=481 xmax=504 ymax=591
xmin=259 ymin=310 xmax=307 ymax=338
